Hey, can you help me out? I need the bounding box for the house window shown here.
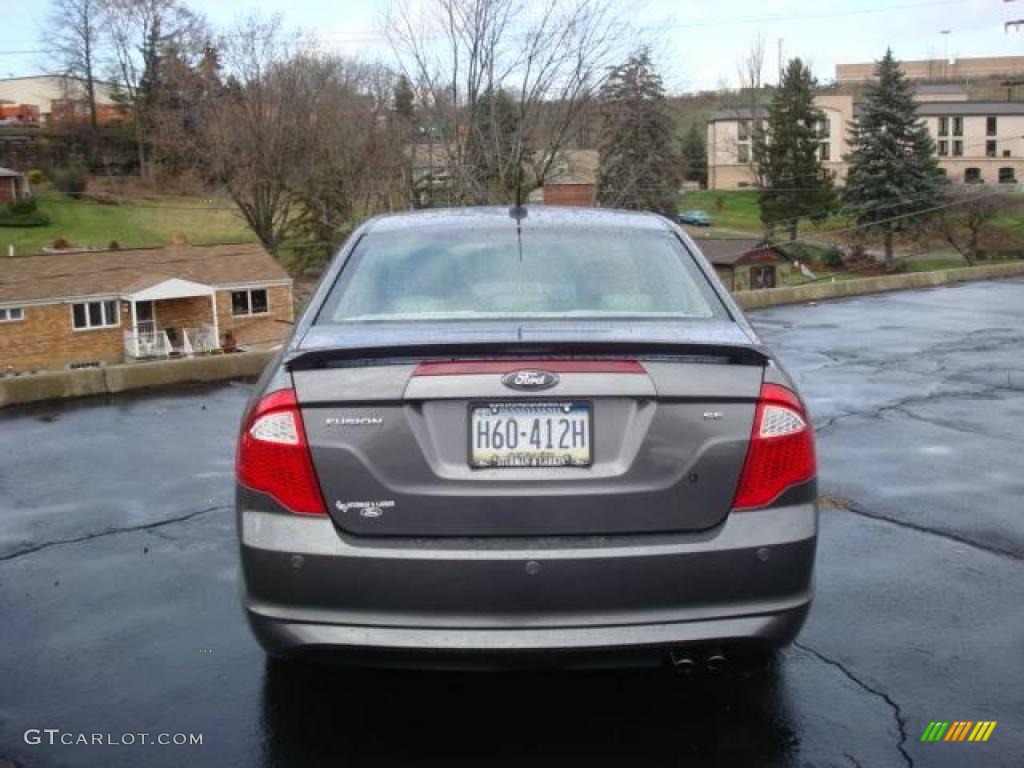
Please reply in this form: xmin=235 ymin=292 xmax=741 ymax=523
xmin=938 ymin=117 xmax=949 ymax=136
xmin=71 ymin=300 xmax=118 ymax=330
xmin=231 ymin=288 xmax=269 ymax=317
xmin=952 ymin=116 xmax=963 ymax=137
xmin=0 ymin=307 xmax=24 ymax=323
xmin=987 ymin=116 xmax=997 ymax=136
xmin=952 ymin=140 xmax=963 ymax=157
xmin=964 ymin=167 xmax=982 ymax=184
xmin=999 ymin=167 xmax=1017 ymax=183
xmin=750 ymin=265 xmax=776 ymax=290
xmin=819 ymin=142 xmax=830 ymax=161
xmin=738 ymin=120 xmax=751 ymax=141
xmin=986 ymin=140 xmax=997 ymax=158
xmin=938 ymin=140 xmax=948 ymax=156
xmin=737 ymin=143 xmax=750 ymax=163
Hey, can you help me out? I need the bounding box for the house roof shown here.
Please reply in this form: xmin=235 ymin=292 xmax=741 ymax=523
xmin=0 ymin=166 xmax=23 ymax=178
xmin=915 ymin=101 xmax=1024 ymax=115
xmin=0 ymin=243 xmax=290 ymax=304
xmin=692 ymin=238 xmax=781 ymax=266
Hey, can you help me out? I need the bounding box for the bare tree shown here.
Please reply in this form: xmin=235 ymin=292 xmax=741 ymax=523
xmin=385 ymin=0 xmax=628 ymax=205
xmin=47 ymin=0 xmax=103 ymax=133
xmin=933 ymin=192 xmax=1012 ymax=265
xmin=101 ymin=0 xmax=202 ymax=180
xmin=202 ymin=15 xmax=303 ymax=253
xmin=718 ymin=33 xmax=767 ymax=187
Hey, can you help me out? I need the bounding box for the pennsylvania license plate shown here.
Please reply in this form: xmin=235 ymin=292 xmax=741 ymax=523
xmin=469 ymin=402 xmax=592 ymax=468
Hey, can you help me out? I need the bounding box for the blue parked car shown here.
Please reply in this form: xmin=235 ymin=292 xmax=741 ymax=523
xmin=678 ymin=210 xmax=713 ymax=226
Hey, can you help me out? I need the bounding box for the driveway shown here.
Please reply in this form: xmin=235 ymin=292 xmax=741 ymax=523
xmin=2 ymin=278 xmax=1022 ymax=767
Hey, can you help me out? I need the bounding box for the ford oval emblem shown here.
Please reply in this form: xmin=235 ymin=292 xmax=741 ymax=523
xmin=501 ymin=370 xmax=560 ymax=391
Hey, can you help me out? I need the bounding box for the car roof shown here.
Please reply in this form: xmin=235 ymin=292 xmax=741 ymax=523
xmin=363 ymin=206 xmax=674 ymax=234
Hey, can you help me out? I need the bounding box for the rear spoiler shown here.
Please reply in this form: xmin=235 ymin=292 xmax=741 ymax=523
xmin=285 ymin=341 xmax=770 ymax=371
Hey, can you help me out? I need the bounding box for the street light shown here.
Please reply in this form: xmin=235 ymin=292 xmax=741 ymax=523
xmin=939 ymin=29 xmax=952 ymax=78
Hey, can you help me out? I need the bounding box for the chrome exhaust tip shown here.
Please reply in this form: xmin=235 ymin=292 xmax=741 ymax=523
xmin=669 ymin=651 xmax=695 ymax=674
xmin=705 ymin=652 xmax=727 ymax=673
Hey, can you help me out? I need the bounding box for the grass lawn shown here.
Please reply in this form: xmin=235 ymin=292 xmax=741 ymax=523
xmin=679 ymin=190 xmax=763 ymax=233
xmin=0 ymin=192 xmax=256 ymax=255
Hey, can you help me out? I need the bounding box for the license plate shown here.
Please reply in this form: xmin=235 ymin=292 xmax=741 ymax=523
xmin=470 ymin=402 xmax=592 ymax=468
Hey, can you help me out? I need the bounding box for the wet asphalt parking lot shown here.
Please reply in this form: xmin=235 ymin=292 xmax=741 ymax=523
xmin=2 ymin=277 xmax=1022 ymax=768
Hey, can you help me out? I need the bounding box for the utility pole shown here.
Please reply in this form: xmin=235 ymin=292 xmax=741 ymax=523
xmin=777 ymin=38 xmax=784 ymax=86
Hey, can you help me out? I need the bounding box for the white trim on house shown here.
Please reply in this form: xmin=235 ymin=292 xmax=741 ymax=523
xmin=0 ymin=279 xmax=292 ymax=310
xmin=212 ymin=278 xmax=292 ymax=291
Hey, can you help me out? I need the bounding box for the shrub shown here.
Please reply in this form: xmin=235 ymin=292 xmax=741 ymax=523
xmin=26 ymin=169 xmax=47 ymax=186
xmin=0 ymin=199 xmax=50 ymax=227
xmin=7 ymin=196 xmax=38 ymax=215
xmin=108 ymin=239 xmax=121 ymax=250
xmin=823 ymin=247 xmax=844 ymax=269
xmin=51 ymin=237 xmax=72 ymax=249
xmin=49 ymin=164 xmax=88 ymax=198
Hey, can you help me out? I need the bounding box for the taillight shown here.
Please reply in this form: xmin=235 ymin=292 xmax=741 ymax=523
xmin=236 ymin=388 xmax=326 ymax=515
xmin=733 ymin=383 xmax=816 ymax=510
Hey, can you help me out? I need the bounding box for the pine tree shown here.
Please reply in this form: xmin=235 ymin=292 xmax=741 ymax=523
xmin=597 ymin=48 xmax=682 ymax=217
xmin=843 ymin=49 xmax=945 ymax=267
xmin=394 ymin=74 xmax=415 ymax=123
xmin=754 ymin=58 xmax=836 ymax=241
xmin=680 ymin=123 xmax=707 ymax=188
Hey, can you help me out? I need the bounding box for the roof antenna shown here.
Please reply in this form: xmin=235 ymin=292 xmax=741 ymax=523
xmin=509 ymin=141 xmax=527 ymax=222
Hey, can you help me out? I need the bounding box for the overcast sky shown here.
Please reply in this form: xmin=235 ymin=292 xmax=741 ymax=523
xmin=1 ymin=0 xmax=1020 ymax=92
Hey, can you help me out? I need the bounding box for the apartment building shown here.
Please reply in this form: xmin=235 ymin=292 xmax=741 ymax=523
xmin=707 ymin=94 xmax=854 ymax=190
xmin=706 ymin=92 xmax=1023 ymax=189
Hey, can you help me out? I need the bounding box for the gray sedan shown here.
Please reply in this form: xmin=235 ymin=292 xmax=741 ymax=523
xmin=236 ymin=206 xmax=817 ymax=671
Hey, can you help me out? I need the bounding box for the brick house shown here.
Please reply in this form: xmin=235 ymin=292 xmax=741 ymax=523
xmin=692 ymin=238 xmax=791 ymax=292
xmin=0 ymin=167 xmax=30 ymax=204
xmin=537 ymin=149 xmax=599 ymax=206
xmin=0 ymin=243 xmax=294 ymax=373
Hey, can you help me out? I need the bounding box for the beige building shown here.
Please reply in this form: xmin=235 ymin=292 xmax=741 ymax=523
xmin=707 ymin=94 xmax=854 ymax=190
xmin=707 ymin=92 xmax=1024 ymax=189
xmin=836 ymin=55 xmax=1024 ymax=84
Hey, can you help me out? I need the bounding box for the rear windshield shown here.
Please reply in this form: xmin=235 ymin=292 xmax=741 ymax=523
xmin=317 ymin=226 xmax=726 ymax=323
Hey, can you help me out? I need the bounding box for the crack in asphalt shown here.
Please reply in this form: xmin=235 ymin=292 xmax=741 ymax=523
xmin=812 ymin=382 xmax=1024 ymax=436
xmin=0 ymin=505 xmax=232 ymax=563
xmin=822 ymin=496 xmax=1022 ymax=561
xmin=794 ymin=641 xmax=913 ymax=768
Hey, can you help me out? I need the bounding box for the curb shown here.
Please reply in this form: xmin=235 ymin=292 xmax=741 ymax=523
xmin=735 ymin=261 xmax=1024 ymax=310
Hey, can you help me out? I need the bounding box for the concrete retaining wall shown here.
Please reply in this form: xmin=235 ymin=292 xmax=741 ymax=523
xmin=735 ymin=260 xmax=1024 ymax=310
xmin=0 ymin=350 xmax=274 ymax=409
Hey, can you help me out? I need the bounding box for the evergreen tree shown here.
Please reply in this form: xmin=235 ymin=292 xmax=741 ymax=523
xmin=680 ymin=123 xmax=707 ymax=188
xmin=754 ymin=58 xmax=836 ymax=241
xmin=597 ymin=48 xmax=681 ymax=217
xmin=394 ymin=74 xmax=415 ymax=123
xmin=465 ymin=87 xmax=521 ymax=201
xmin=844 ymin=48 xmax=945 ymax=267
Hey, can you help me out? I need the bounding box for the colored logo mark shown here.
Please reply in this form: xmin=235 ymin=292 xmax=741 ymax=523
xmin=921 ymin=721 xmax=997 ymax=742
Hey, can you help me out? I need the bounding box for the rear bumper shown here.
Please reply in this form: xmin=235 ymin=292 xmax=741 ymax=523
xmin=239 ymin=501 xmax=816 ymax=665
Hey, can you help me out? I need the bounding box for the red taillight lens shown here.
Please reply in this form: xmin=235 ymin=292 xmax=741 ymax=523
xmin=236 ymin=388 xmax=327 ymax=515
xmin=733 ymin=383 xmax=816 ymax=510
